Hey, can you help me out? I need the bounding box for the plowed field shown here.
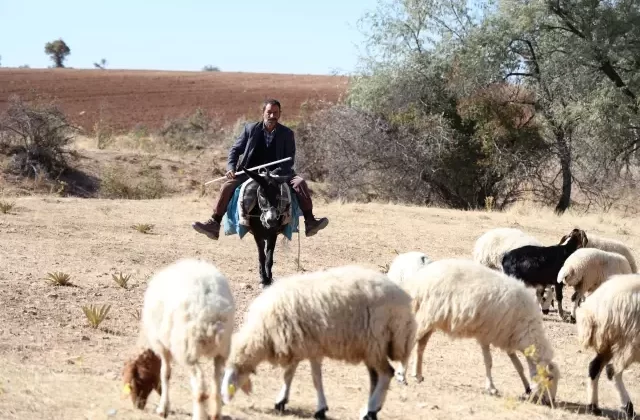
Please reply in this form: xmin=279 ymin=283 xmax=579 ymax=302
xmin=0 ymin=68 xmax=349 ymax=133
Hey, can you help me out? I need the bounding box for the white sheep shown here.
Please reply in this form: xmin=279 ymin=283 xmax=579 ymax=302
xmin=559 ymin=232 xmax=637 ymax=273
xmin=126 ymin=258 xmax=235 ymax=420
xmin=575 ymin=273 xmax=640 ymax=419
xmin=396 ymin=258 xmax=560 ymax=405
xmin=472 ymin=227 xmax=553 ymax=313
xmin=220 ymin=265 xmax=417 ymax=420
xmin=557 ymin=248 xmax=632 ymax=322
xmin=386 ymin=251 xmax=432 ymax=285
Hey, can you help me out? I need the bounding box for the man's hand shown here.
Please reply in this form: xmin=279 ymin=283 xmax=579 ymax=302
xmin=225 ymin=170 xmax=236 ymax=179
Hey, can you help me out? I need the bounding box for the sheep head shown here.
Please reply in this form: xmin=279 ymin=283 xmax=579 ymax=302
xmin=221 ymin=365 xmax=254 ymax=405
xmin=121 ymin=348 xmax=162 ymax=410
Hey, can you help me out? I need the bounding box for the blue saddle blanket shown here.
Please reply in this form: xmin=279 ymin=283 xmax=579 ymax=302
xmin=222 ymin=182 xmax=301 ymax=240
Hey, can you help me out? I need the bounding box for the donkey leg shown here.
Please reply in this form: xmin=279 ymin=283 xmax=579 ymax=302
xmin=264 ymin=234 xmax=277 ymax=286
xmin=252 ymin=234 xmax=268 ymax=286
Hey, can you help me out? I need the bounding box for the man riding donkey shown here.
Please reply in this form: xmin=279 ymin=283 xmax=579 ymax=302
xmin=192 ymin=99 xmax=329 ymax=239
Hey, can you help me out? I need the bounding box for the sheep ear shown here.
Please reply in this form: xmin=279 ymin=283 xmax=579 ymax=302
xmin=241 ymin=378 xmax=253 ymax=394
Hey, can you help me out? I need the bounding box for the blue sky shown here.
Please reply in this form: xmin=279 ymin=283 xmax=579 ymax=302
xmin=0 ymin=0 xmax=380 ymax=75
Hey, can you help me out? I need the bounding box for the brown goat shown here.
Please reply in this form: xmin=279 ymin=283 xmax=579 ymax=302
xmin=122 ymin=348 xmax=163 ymax=410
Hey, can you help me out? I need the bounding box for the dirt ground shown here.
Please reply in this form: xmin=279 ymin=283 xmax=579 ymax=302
xmin=0 ymin=68 xmax=348 ymax=132
xmin=0 ymin=194 xmax=638 ymax=420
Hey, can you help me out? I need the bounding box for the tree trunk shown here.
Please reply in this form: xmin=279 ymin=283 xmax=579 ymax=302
xmin=554 ymin=129 xmax=572 ymax=214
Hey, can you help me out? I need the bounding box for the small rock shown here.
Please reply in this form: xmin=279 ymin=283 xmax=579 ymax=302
xmin=107 ymin=409 xmax=117 ymax=417
xmin=81 ymin=336 xmax=90 ymax=341
xmin=48 ymin=294 xmax=58 ymax=299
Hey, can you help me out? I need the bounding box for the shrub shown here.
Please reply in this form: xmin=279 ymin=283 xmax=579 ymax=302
xmin=0 ymin=95 xmax=77 ymax=180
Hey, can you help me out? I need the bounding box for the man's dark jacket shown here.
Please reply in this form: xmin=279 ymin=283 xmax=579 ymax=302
xmin=227 ymin=121 xmax=296 ymax=176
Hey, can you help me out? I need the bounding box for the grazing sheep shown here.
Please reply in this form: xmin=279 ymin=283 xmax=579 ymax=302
xmin=122 ymin=348 xmax=162 ymax=410
xmin=575 ymin=273 xmax=640 ymax=419
xmin=557 ymin=248 xmax=632 ymax=322
xmin=220 ymin=265 xmax=417 ymax=420
xmin=397 ymin=258 xmax=561 ymax=405
xmin=386 ymin=251 xmax=432 ymax=285
xmin=501 ymin=228 xmax=587 ymax=320
xmin=472 ymin=227 xmax=553 ymax=314
xmin=559 ymin=232 xmax=637 ymax=273
xmin=125 ymin=258 xmax=235 ymax=420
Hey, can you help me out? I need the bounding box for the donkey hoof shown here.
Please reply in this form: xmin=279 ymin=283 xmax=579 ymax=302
xmin=314 ymin=407 xmax=328 ymax=419
xmin=362 ymin=411 xmax=378 ymax=420
xmin=586 ymin=403 xmax=602 ymax=416
xmin=623 ymin=401 xmax=635 ymax=419
xmin=274 ymin=399 xmax=288 ymax=412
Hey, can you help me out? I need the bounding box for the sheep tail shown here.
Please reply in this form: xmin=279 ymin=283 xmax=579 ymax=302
xmin=388 ymin=316 xmax=417 ymax=364
xmin=185 ymin=320 xmax=227 ymax=365
xmin=576 ymin=308 xmax=597 ymax=350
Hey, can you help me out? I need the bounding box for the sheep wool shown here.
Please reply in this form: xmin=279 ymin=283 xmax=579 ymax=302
xmin=558 ymin=248 xmax=632 ymax=320
xmin=221 ymin=265 xmax=416 ymax=420
xmin=576 ymin=273 xmax=640 ymax=419
xmin=140 ymin=258 xmax=235 ymax=420
xmin=402 ymin=258 xmax=560 ymax=404
xmin=387 ymin=251 xmax=432 ymax=286
xmin=587 ymin=234 xmax=638 ymax=274
xmin=472 ymin=227 xmax=542 ymax=271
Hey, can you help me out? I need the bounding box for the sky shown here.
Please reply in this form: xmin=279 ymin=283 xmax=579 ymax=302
xmin=0 ymin=0 xmax=380 ymax=75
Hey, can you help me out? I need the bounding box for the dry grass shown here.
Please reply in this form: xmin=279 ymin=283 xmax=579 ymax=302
xmin=0 ymin=195 xmax=638 ymax=420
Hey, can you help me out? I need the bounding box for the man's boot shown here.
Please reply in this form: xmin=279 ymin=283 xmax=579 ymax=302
xmin=192 ymin=216 xmax=221 ymax=240
xmin=303 ymin=212 xmax=329 ymax=237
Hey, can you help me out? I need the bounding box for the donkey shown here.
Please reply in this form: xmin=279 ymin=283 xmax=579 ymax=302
xmin=239 ymin=165 xmax=293 ymax=288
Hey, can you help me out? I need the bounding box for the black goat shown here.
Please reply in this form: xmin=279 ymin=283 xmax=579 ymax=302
xmin=501 ymin=228 xmax=588 ymax=321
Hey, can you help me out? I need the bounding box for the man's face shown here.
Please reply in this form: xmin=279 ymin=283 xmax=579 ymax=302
xmin=263 ymin=103 xmax=280 ymax=127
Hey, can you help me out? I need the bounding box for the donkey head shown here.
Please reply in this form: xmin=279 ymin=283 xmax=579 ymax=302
xmin=241 ymin=166 xmax=290 ymax=229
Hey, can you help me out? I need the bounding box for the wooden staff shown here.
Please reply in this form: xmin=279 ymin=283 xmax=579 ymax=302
xmin=204 ymin=157 xmax=293 ymax=186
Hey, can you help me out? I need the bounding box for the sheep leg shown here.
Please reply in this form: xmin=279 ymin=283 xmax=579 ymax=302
xmin=554 ymin=282 xmax=565 ymax=320
xmin=411 ymin=331 xmax=432 ymax=383
xmin=264 ymin=234 xmax=277 ymax=286
xmin=571 ymin=289 xmax=583 ymax=324
xmin=309 ymin=359 xmax=329 ymax=419
xmin=611 ymin=371 xmax=635 ymax=419
xmin=361 ymin=364 xmax=392 ymax=420
xmin=274 ymin=361 xmax=299 ymax=413
xmin=252 ymin=234 xmax=268 ymax=286
xmin=481 ymin=344 xmax=499 ymax=396
xmin=507 ymin=352 xmax=531 ymax=395
xmin=156 ymin=349 xmax=172 ymax=418
xmin=210 ymin=355 xmax=225 ymax=420
xmin=188 ymin=362 xmax=208 ymax=420
xmin=586 ymin=352 xmax=612 ymax=415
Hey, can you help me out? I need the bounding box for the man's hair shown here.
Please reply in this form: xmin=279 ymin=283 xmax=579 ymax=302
xmin=262 ymin=98 xmax=281 ymax=112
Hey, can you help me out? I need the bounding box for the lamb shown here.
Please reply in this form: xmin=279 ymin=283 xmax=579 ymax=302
xmin=386 ymin=251 xmax=432 ymax=285
xmin=559 ymin=232 xmax=637 ymax=273
xmin=472 ymin=227 xmax=554 ymax=314
xmin=220 ymin=265 xmax=417 ymax=420
xmin=557 ymin=248 xmax=632 ymax=322
xmin=575 ymin=273 xmax=640 ymax=419
xmin=501 ymin=228 xmax=587 ymax=320
xmin=396 ymin=258 xmax=561 ymax=405
xmin=122 ymin=258 xmax=235 ymax=420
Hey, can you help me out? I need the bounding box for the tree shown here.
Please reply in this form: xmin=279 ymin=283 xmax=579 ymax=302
xmin=44 ymin=39 xmax=71 ymax=68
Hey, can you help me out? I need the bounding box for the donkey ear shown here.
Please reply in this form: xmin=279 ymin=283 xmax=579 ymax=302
xmin=243 ymin=166 xmax=267 ymax=188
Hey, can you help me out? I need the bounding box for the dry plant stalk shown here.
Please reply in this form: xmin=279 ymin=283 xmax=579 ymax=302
xmin=82 ymin=304 xmax=111 ymax=329
xmin=523 ymin=344 xmax=555 ymax=408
